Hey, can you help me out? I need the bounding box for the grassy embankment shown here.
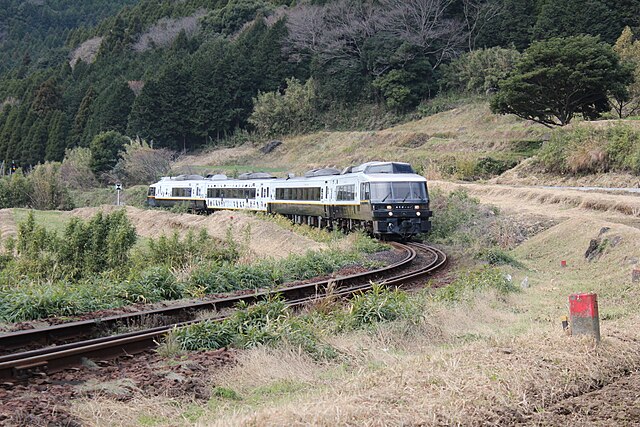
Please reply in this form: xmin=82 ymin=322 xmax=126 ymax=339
xmin=174 ymin=101 xmax=546 ymax=181
xmin=0 ymin=208 xmax=385 ymax=324
xmin=67 ymin=188 xmax=640 ymax=426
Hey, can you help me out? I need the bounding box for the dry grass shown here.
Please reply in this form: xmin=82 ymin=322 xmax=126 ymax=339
xmin=69 ymin=189 xmax=640 ymax=426
xmin=175 ymin=102 xmax=545 ymax=176
xmin=496 ymin=157 xmax=640 ymax=187
xmin=69 ymin=206 xmax=327 ymax=260
xmin=0 ymin=209 xmax=15 ymax=241
xmin=431 ymin=181 xmax=640 ymax=222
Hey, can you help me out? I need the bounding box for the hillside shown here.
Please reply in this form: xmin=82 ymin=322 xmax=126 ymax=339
xmin=1 ymin=0 xmax=640 ymax=169
xmin=175 ymin=102 xmax=546 ymax=179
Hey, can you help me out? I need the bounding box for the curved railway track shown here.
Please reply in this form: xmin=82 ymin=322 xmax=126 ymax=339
xmin=0 ymin=242 xmax=446 ymax=383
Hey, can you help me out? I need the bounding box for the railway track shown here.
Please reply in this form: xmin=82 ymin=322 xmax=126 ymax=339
xmin=0 ymin=242 xmax=446 ymax=383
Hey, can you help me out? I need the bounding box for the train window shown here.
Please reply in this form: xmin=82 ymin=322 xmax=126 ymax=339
xmin=207 ymin=188 xmax=257 ymax=199
xmin=148 ymin=187 xmax=156 ymax=196
xmin=172 ymin=187 xmax=192 ymax=197
xmin=369 ymin=182 xmax=427 ymax=201
xmin=336 ymin=184 xmax=355 ymax=201
xmin=360 ymin=183 xmax=370 ymax=200
xmin=275 ymin=187 xmax=321 ymax=201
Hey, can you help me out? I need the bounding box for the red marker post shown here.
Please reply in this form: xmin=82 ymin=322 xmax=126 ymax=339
xmin=569 ymin=293 xmax=600 ymax=342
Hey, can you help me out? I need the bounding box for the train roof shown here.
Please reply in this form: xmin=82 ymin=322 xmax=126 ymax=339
xmin=153 ymin=161 xmax=423 ymax=185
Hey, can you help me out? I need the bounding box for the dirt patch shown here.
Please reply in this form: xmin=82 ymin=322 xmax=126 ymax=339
xmin=522 ymin=369 xmax=640 ymax=425
xmin=0 ymin=349 xmax=234 ymax=427
xmin=70 ymin=206 xmax=325 ymax=259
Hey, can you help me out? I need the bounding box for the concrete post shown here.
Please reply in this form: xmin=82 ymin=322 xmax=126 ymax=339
xmin=569 ymin=293 xmax=600 ymax=342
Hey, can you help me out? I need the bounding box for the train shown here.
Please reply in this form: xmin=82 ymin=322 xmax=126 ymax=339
xmin=147 ymin=161 xmax=432 ymax=238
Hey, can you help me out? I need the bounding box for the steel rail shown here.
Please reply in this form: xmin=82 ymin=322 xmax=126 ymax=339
xmin=0 ymin=243 xmax=445 ymax=383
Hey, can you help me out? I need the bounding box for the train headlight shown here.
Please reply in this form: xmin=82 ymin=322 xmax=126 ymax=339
xmin=386 ymin=205 xmax=392 ymax=210
xmin=416 ymin=212 xmax=421 ymax=216
xmin=388 ymin=212 xmax=393 ymax=216
xmin=415 ymin=205 xmax=420 ymax=210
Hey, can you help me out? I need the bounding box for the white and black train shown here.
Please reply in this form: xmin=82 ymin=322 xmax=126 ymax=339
xmin=147 ymin=161 xmax=432 ymax=238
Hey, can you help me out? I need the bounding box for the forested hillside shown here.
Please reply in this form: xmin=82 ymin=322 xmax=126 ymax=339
xmin=1 ymin=0 xmax=640 ymax=169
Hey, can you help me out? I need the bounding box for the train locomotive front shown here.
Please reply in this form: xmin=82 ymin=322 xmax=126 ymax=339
xmin=355 ymin=162 xmax=431 ymax=238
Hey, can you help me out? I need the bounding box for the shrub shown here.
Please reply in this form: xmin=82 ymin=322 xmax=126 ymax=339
xmin=434 ymin=267 xmax=518 ymax=303
xmin=7 ymin=210 xmax=136 ymax=281
xmin=111 ymin=137 xmax=173 ymax=185
xmin=142 ymin=229 xmax=239 ymax=270
xmin=0 ymin=170 xmax=32 ymax=209
xmin=440 ymin=47 xmax=521 ymax=94
xmin=429 ymin=189 xmax=496 ymax=243
xmin=538 ymin=123 xmax=640 ymax=175
xmin=29 ymin=162 xmax=75 ymax=210
xmin=60 ymin=147 xmax=97 ymax=189
xmin=348 ymin=284 xmax=416 ymax=328
xmin=249 ymin=78 xmax=317 ymax=136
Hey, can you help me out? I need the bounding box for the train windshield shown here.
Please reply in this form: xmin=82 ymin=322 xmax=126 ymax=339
xmin=370 ymin=182 xmax=427 ymax=202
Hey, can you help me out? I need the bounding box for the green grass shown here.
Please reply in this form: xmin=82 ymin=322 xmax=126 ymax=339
xmin=13 ymin=209 xmax=69 ymax=235
xmin=70 ymin=185 xmax=148 ymax=208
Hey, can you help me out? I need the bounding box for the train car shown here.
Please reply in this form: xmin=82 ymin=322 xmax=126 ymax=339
xmin=147 ymin=161 xmax=431 ymax=238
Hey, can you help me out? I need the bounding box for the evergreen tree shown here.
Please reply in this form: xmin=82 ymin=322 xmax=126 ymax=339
xmin=89 ymin=130 xmax=129 ymax=175
xmin=71 ymin=86 xmax=96 ymax=147
xmin=491 ymin=35 xmax=633 ymax=127
xmin=45 ymin=111 xmax=70 ymax=161
xmin=533 ymin=0 xmax=619 ymax=44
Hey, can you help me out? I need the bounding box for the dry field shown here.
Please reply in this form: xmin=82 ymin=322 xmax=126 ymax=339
xmin=63 ymin=184 xmax=640 ymax=426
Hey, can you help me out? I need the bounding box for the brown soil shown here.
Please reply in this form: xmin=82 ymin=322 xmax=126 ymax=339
xmin=0 ymin=349 xmax=234 ymax=427
xmin=521 ymin=370 xmax=640 ymax=426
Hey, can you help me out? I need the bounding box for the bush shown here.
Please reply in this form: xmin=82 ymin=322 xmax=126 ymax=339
xmin=0 ymin=170 xmax=32 ymax=209
xmin=249 ymin=78 xmax=317 ymax=136
xmin=538 ymin=124 xmax=640 ymax=175
xmin=141 ymin=229 xmax=239 ymax=270
xmin=440 ymin=47 xmax=521 ymax=94
xmin=434 ymin=267 xmax=518 ymax=303
xmin=348 ymin=284 xmax=416 ymax=328
xmin=60 ymin=147 xmax=97 ymax=189
xmin=110 ymin=137 xmax=173 ymax=185
xmin=6 ymin=210 xmax=136 ymax=281
xmin=29 ymin=162 xmax=75 ymax=210
xmin=429 ymin=189 xmax=496 ymax=243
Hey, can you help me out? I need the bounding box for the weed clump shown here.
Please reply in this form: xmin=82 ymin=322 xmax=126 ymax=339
xmin=170 ymin=285 xmax=420 ymax=359
xmin=348 ymin=284 xmax=417 ymax=328
xmin=172 ymin=297 xmax=336 ymax=360
xmin=538 ymin=124 xmax=640 ymax=175
xmin=474 ymin=247 xmax=523 ymax=267
xmin=434 ymin=267 xmax=518 ymax=304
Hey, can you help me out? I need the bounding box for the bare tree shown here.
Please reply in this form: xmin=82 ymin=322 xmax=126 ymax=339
xmin=462 ymin=0 xmax=503 ymax=51
xmin=285 ymin=0 xmax=467 ymax=71
xmin=286 ymin=1 xmax=383 ymax=66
